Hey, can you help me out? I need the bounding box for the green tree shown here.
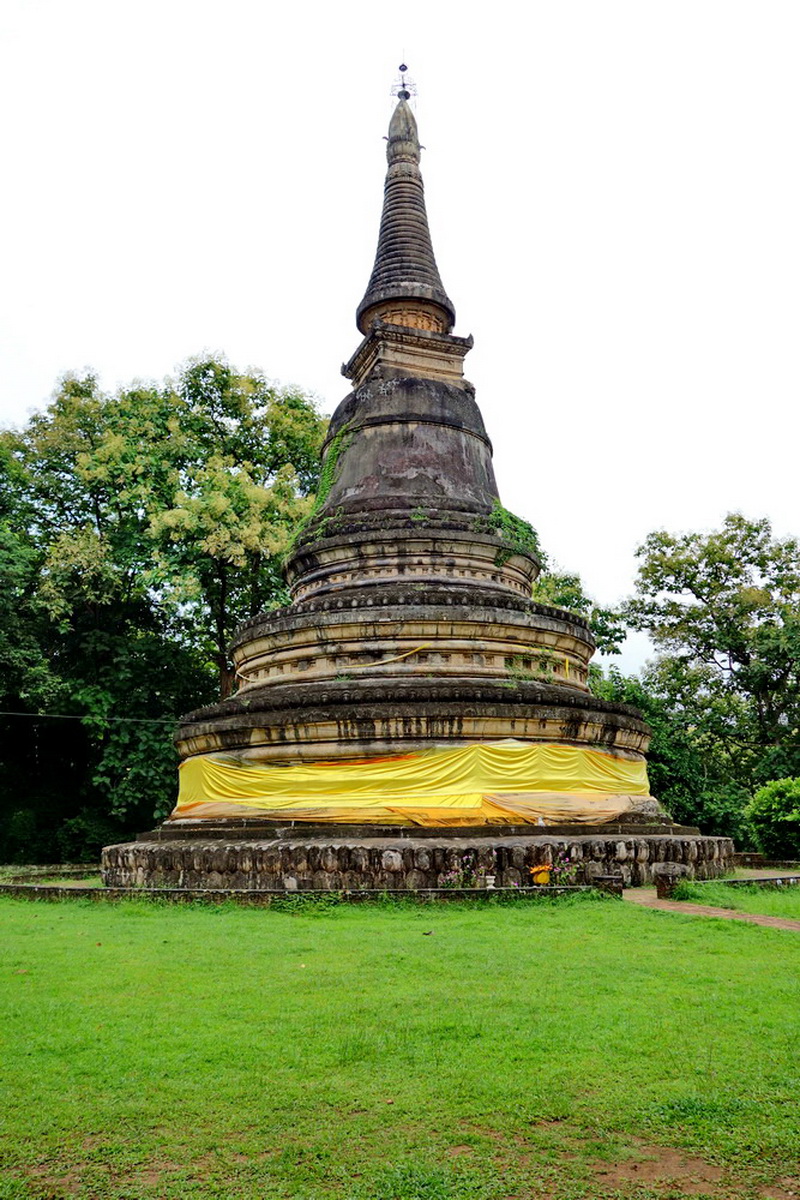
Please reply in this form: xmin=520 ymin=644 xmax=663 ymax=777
xmin=611 ymin=514 xmax=800 ymax=843
xmin=0 ymin=375 xmax=215 ymax=857
xmin=532 ymin=569 xmax=626 ymax=655
xmin=8 ymin=358 xmax=326 ymax=697
xmin=0 ymin=441 xmax=57 ymax=709
xmin=590 ymin=663 xmax=751 ymax=842
xmin=624 ymin=514 xmax=800 ymax=785
xmin=0 ymin=357 xmax=326 ymax=859
xmin=148 ymin=364 xmax=324 ymax=694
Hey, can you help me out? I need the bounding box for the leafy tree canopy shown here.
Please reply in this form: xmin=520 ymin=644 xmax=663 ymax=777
xmin=0 ymin=357 xmax=326 ymax=859
xmin=5 ymin=357 xmax=327 ymax=696
xmin=590 ymin=663 xmax=752 ymax=842
xmin=532 ymin=569 xmax=626 ymax=655
xmin=624 ymin=514 xmax=800 ymax=775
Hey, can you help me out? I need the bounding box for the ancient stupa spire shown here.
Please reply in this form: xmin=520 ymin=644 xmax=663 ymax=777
xmin=356 ymin=67 xmax=456 ymax=336
xmin=100 ymin=71 xmax=730 ymax=901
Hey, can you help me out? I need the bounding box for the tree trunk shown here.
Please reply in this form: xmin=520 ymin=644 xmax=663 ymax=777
xmin=218 ymin=658 xmax=235 ymax=699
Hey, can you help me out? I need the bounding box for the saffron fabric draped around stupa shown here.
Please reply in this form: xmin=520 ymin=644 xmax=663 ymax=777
xmin=170 ymin=740 xmax=651 ymax=826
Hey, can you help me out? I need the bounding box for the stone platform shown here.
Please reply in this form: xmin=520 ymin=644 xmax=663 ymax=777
xmin=101 ymin=821 xmax=735 ymax=891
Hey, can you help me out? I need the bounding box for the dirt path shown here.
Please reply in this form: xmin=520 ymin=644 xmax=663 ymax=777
xmin=624 ymin=888 xmax=800 ymax=932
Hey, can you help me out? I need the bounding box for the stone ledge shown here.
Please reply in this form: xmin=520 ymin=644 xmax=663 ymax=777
xmin=0 ymin=883 xmax=614 ymax=905
xmin=179 ymin=675 xmax=650 ymax=729
xmin=690 ymin=874 xmax=800 ymax=890
xmin=147 ymin=820 xmax=700 ymax=842
xmin=231 ymin=583 xmax=593 ymax=643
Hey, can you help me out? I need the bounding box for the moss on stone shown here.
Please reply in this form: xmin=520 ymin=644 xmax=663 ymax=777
xmin=473 ymin=501 xmax=544 ymax=566
xmin=284 ymin=423 xmax=353 ymax=553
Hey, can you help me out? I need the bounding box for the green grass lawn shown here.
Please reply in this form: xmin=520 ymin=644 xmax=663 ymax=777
xmin=0 ymin=866 xmax=102 ymax=889
xmin=0 ymin=866 xmax=100 ymax=884
xmin=26 ymin=875 xmax=103 ymax=888
xmin=1 ymin=892 xmax=798 ymax=1200
xmin=674 ymin=880 xmax=800 ymax=919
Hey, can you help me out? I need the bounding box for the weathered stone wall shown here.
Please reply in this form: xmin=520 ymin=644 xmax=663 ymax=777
xmin=230 ymin=588 xmax=596 ymax=695
xmin=177 ymin=674 xmax=652 ymax=763
xmin=102 ymin=833 xmax=735 ymax=892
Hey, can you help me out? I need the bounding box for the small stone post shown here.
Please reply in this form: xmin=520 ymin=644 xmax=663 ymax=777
xmin=652 ymin=862 xmax=691 ymax=899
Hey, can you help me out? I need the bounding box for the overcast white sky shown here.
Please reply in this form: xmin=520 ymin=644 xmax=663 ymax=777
xmin=1 ymin=0 xmax=798 ymax=672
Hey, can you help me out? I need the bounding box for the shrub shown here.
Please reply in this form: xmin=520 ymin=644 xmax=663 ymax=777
xmin=689 ymin=783 xmax=753 ymax=845
xmin=55 ymin=809 xmax=124 ymax=862
xmin=744 ymin=777 xmax=800 ymax=859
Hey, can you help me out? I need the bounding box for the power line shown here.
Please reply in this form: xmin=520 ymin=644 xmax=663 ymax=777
xmin=0 ymin=710 xmax=179 ymax=725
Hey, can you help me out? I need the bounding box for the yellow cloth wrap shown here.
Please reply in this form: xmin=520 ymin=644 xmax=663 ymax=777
xmin=170 ymin=741 xmax=651 ymax=827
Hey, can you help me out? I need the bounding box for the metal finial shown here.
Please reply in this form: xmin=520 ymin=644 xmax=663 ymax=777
xmin=392 ymin=62 xmax=416 ymax=102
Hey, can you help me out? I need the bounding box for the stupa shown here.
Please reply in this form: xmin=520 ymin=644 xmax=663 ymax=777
xmin=102 ymin=75 xmax=733 ymax=890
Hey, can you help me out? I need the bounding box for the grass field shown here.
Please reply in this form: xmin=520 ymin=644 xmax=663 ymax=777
xmin=1 ymin=892 xmax=799 ymax=1200
xmin=673 ymin=881 xmax=800 ymax=919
